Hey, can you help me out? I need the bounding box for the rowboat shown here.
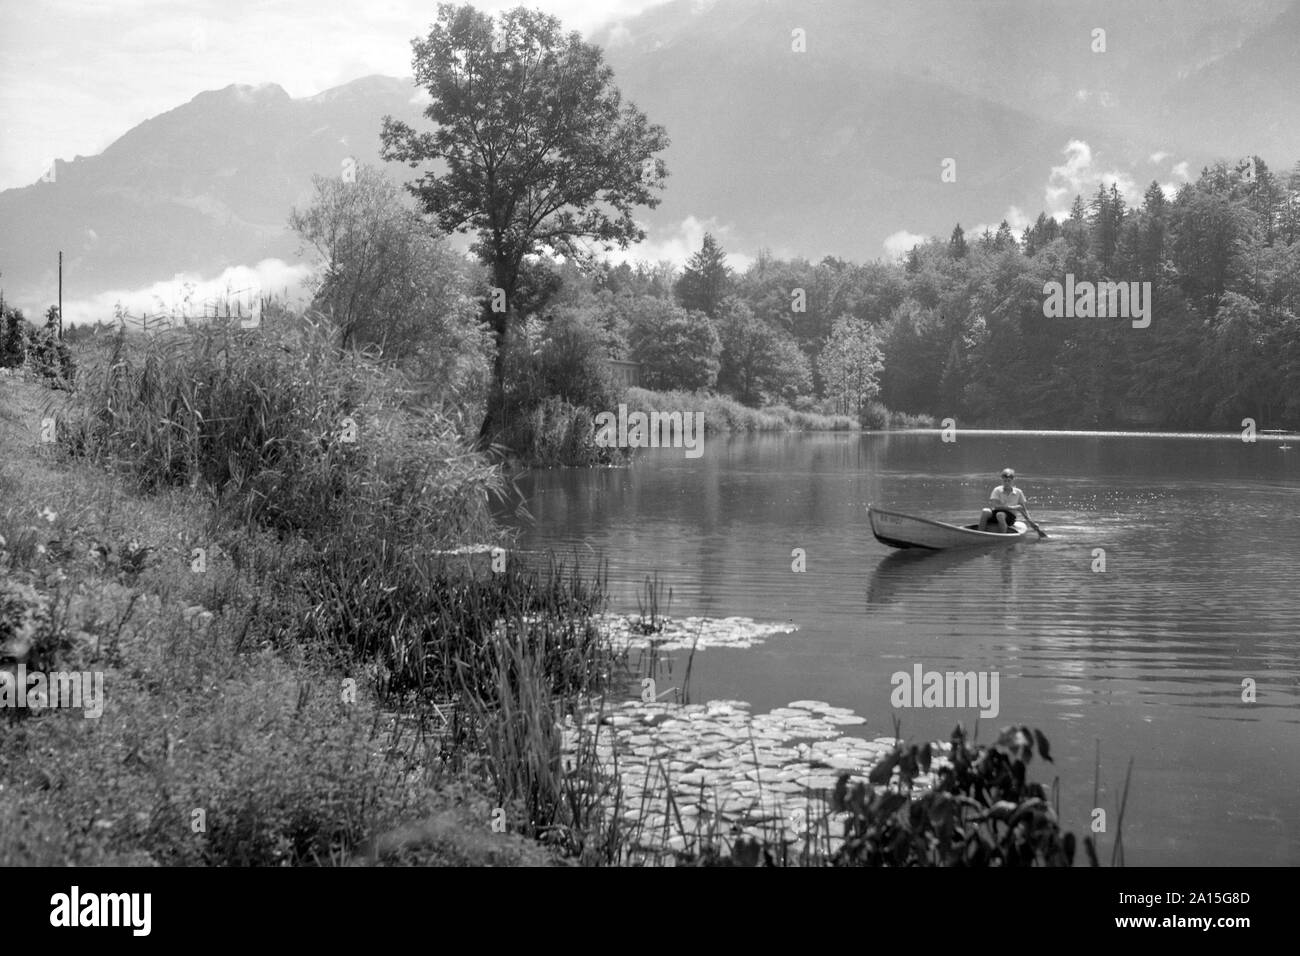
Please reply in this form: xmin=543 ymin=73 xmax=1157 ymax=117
xmin=868 ymin=504 xmax=1034 ymax=550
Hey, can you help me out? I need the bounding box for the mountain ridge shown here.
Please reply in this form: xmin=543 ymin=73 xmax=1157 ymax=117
xmin=2 ymin=0 xmax=1296 ymax=317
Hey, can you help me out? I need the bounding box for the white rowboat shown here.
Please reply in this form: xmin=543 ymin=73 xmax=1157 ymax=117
xmin=868 ymin=504 xmax=1035 ymax=550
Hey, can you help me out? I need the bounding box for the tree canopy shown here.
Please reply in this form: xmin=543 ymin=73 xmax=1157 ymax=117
xmin=379 ymin=3 xmax=669 ymax=443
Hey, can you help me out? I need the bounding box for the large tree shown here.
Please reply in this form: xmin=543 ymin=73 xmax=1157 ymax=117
xmin=626 ymin=297 xmax=721 ymax=391
xmin=380 ymin=3 xmax=669 ymax=445
xmin=818 ymin=314 xmax=883 ymax=417
xmin=716 ymin=299 xmax=811 ymax=405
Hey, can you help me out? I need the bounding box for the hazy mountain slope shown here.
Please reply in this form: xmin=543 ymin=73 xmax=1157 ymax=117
xmin=0 ymin=76 xmax=426 ymax=308
xmin=1158 ymin=0 xmax=1300 ymax=161
xmin=1 ymin=0 xmax=1295 ymax=314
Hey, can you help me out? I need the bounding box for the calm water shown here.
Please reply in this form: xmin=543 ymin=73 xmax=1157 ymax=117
xmin=504 ymin=432 xmax=1300 ymax=865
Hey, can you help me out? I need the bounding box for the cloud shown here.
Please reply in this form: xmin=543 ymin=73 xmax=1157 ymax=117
xmin=1150 ymin=150 xmax=1170 ymax=164
xmin=882 ymin=230 xmax=928 ymax=260
xmin=1045 ymin=140 xmax=1093 ymax=216
xmin=603 ymin=215 xmax=753 ymax=272
xmin=58 ymin=259 xmax=314 ymax=327
xmin=1155 ymin=160 xmax=1194 ymax=200
xmin=1042 ymin=140 xmax=1151 ymax=218
xmin=1098 ymin=169 xmax=1141 ymax=206
xmin=969 ymin=206 xmax=1031 ymax=240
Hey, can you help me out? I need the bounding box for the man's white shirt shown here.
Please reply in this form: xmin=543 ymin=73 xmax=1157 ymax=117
xmin=989 ymin=485 xmax=1026 ymax=509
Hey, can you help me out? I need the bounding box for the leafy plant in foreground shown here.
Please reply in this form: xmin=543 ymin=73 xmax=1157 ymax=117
xmin=831 ymin=723 xmax=1084 ymax=866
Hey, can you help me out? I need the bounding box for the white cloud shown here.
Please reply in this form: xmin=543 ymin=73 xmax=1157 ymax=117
xmin=1150 ymin=150 xmax=1170 ymax=164
xmin=604 ymin=215 xmax=753 ymax=272
xmin=1041 ymin=141 xmax=1145 ymax=217
xmin=969 ymin=206 xmax=1031 ymax=240
xmin=1045 ymin=140 xmax=1093 ymax=216
xmin=59 ymin=259 xmax=314 ymax=327
xmin=1098 ymin=169 xmax=1141 ymax=206
xmin=882 ymin=230 xmax=928 ymax=260
xmin=1156 ymin=161 xmax=1194 ymax=200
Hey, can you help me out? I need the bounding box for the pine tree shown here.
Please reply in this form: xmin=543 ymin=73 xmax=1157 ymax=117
xmin=1139 ymin=181 xmax=1168 ymax=277
xmin=993 ymin=220 xmax=1016 ymax=252
xmin=675 ymin=233 xmax=732 ymax=318
xmin=948 ymin=224 xmax=968 ymax=259
xmin=1064 ymin=195 xmax=1090 ymax=265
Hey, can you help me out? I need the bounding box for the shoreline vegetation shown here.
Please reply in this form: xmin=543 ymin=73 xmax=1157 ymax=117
xmin=0 ymin=318 xmax=1105 ymax=866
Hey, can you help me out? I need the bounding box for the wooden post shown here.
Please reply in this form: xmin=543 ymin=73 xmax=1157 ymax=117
xmin=58 ymin=251 xmax=63 ymax=340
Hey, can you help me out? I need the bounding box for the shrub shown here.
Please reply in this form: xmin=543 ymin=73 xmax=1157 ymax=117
xmin=62 ymin=314 xmax=500 ymax=545
xmin=0 ymin=305 xmax=74 ymax=386
xmin=499 ymin=311 xmax=623 ymax=464
xmin=889 ymin=409 xmax=937 ymax=428
xmin=1 ymin=305 xmax=29 ymax=368
xmin=832 ymin=724 xmax=1080 ymax=866
xmin=860 ymin=400 xmax=889 ymax=429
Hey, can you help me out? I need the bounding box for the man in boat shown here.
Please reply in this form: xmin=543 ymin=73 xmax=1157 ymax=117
xmin=979 ymin=468 xmax=1028 ymax=533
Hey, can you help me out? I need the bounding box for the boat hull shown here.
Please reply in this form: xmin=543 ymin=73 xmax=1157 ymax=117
xmin=868 ymin=504 xmax=1032 ymax=550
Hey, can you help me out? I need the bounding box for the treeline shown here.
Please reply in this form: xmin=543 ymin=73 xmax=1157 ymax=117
xmin=880 ymin=157 xmax=1300 ymax=428
xmin=484 ymin=156 xmax=1300 ymax=433
xmin=17 ymin=156 xmax=1298 ymax=437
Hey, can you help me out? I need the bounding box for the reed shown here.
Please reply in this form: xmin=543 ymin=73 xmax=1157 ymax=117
xmin=625 ymin=387 xmax=856 ymax=433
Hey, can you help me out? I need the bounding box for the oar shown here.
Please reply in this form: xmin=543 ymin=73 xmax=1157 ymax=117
xmin=1021 ymin=509 xmax=1048 ymax=538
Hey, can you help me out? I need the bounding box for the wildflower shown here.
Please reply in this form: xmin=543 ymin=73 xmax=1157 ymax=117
xmin=39 ymin=507 xmax=57 ymax=523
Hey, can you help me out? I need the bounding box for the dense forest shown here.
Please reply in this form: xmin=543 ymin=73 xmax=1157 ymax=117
xmin=546 ymin=155 xmax=1300 ymax=430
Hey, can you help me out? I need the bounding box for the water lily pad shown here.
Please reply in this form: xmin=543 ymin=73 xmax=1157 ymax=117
xmin=824 ymin=714 xmax=867 ymax=726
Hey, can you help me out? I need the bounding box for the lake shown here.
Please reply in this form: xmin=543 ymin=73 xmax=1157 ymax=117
xmin=504 ymin=431 xmax=1300 ymax=865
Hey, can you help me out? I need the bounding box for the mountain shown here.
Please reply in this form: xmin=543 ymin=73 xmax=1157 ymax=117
xmin=1158 ymin=0 xmax=1300 ymax=161
xmin=0 ymin=76 xmax=428 ymax=313
xmin=2 ymin=0 xmax=1297 ymax=317
xmin=590 ymin=0 xmax=1298 ymax=258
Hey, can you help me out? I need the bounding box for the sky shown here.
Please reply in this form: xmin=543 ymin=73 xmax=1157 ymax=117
xmin=0 ymin=0 xmax=667 ymax=192
xmin=0 ymin=0 xmax=1198 ymax=319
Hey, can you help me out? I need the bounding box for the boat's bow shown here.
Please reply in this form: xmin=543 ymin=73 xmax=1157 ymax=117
xmin=868 ymin=504 xmax=1031 ymax=550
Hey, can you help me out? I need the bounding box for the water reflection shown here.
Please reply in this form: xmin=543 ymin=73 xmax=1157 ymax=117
xmin=506 ymin=432 xmax=1300 ymax=864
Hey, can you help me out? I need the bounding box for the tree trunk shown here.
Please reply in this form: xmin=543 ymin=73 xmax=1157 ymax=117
xmin=476 ymin=258 xmax=513 ymax=449
xmin=477 ymin=302 xmax=507 ymax=448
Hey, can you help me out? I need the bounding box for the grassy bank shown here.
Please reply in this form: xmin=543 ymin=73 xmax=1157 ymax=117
xmin=0 ymin=319 xmax=615 ymax=865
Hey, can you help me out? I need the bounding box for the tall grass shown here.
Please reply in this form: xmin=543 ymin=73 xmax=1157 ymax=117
xmin=625 ymin=387 xmax=856 ymax=432
xmin=860 ymin=399 xmax=937 ymax=430
xmin=61 ymin=315 xmax=500 ymax=546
